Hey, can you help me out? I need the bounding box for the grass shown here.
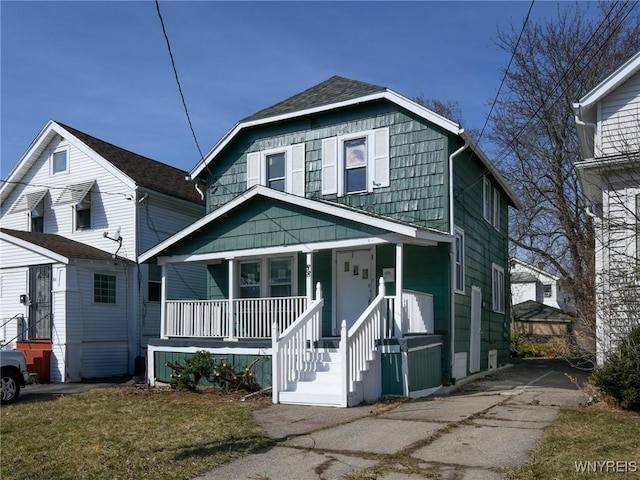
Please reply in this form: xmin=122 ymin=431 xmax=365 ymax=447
xmin=504 ymin=403 xmax=640 ymax=480
xmin=0 ymin=386 xmax=270 ymax=480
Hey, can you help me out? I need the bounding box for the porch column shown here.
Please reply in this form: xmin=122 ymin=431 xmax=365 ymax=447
xmin=227 ymin=259 xmax=235 ymax=340
xmin=160 ymin=263 xmax=167 ymax=339
xmin=305 ymin=252 xmax=313 ymax=303
xmin=394 ymin=243 xmax=404 ymax=338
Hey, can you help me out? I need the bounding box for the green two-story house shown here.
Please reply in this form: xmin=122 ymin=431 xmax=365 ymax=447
xmin=140 ymin=76 xmax=520 ymax=407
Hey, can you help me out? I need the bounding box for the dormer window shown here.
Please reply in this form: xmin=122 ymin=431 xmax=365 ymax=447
xmin=51 ymin=147 xmax=69 ymax=175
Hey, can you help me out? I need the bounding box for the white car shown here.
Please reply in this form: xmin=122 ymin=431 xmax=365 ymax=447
xmin=1 ymin=350 xmax=31 ymax=405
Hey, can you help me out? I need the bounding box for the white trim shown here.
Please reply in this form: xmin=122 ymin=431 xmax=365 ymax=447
xmin=407 ymin=342 xmax=443 ymax=353
xmin=140 ymin=186 xmax=452 ymax=263
xmin=492 ymin=263 xmax=505 ymax=314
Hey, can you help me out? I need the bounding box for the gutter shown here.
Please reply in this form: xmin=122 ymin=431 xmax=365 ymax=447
xmin=448 ymin=134 xmax=469 ymax=381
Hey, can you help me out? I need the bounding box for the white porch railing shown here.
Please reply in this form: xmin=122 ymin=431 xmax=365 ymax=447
xmin=401 ymin=290 xmax=434 ymax=334
xmin=342 ymin=277 xmax=388 ymax=404
xmin=164 ymin=296 xmax=307 ymax=339
xmin=272 ymin=284 xmax=324 ymax=402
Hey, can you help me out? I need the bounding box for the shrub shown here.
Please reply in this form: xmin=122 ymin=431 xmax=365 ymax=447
xmin=591 ymin=325 xmax=640 ymax=411
xmin=510 ymin=333 xmax=569 ymax=358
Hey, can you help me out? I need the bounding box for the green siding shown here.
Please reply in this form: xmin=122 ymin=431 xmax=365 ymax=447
xmin=171 ymin=198 xmax=388 ymax=256
xmin=381 ymin=353 xmax=403 ymax=395
xmin=204 ymin=102 xmax=450 ymax=232
xmin=451 ymin=137 xmax=511 ymax=375
xmin=408 ymin=345 xmax=442 ymax=391
xmin=154 ymin=351 xmax=272 ymax=387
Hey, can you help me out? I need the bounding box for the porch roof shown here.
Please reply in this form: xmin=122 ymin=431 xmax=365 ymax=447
xmin=140 ymin=186 xmax=452 ymax=264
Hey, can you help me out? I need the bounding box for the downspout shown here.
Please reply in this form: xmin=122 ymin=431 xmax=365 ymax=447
xmin=448 ymin=133 xmax=469 ymax=382
xmin=574 ymin=105 xmax=598 ymax=156
xmin=185 ymin=175 xmax=205 ymax=201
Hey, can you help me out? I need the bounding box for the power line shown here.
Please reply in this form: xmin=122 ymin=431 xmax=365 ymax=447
xmin=154 ymin=0 xmax=204 ymax=160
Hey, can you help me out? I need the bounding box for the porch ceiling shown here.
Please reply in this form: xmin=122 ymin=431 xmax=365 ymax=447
xmin=140 ymin=187 xmax=451 ymax=264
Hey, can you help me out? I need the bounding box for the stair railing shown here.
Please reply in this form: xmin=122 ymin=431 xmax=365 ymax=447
xmin=272 ymin=283 xmax=324 ymax=404
xmin=341 ymin=277 xmax=388 ymax=405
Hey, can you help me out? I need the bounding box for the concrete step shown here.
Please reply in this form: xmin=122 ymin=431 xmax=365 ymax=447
xmin=279 ymin=390 xmax=344 ymax=407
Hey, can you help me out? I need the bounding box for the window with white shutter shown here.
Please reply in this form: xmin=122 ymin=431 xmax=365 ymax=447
xmin=322 ymin=127 xmax=390 ymax=196
xmin=245 ymin=144 xmax=306 ymax=196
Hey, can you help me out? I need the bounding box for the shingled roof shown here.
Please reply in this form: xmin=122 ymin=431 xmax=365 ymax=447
xmin=241 ymin=76 xmax=387 ymax=123
xmin=1 ymin=228 xmax=131 ymax=263
xmin=57 ymin=123 xmax=204 ymax=205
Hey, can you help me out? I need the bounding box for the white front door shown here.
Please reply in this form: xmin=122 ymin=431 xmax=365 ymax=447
xmin=335 ymin=249 xmax=374 ymax=333
xmin=470 ymin=286 xmax=482 ymax=373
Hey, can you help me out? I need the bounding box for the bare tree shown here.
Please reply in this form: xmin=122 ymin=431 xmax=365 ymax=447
xmin=489 ymin=1 xmax=640 ymax=358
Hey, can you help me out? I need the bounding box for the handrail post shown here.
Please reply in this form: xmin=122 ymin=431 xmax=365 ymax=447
xmin=272 ymin=321 xmax=279 ymax=404
xmin=315 ymin=282 xmax=322 ymax=301
xmin=340 ymin=319 xmax=348 ymax=407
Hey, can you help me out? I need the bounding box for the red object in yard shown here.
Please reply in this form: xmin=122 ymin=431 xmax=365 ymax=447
xmin=16 ymin=341 xmax=52 ymax=383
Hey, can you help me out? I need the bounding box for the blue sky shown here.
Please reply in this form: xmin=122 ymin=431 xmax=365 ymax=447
xmin=1 ymin=1 xmax=597 ymax=178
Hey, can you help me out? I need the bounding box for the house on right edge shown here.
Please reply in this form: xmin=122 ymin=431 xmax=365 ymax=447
xmin=573 ymin=51 xmax=640 ymax=365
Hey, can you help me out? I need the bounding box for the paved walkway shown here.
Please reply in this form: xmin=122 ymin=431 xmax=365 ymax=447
xmin=194 ymin=358 xmax=589 ymax=480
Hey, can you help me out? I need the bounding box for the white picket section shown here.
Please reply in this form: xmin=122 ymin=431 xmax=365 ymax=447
xmin=165 ymin=300 xmax=228 ymax=337
xmin=234 ymin=296 xmax=307 ymax=338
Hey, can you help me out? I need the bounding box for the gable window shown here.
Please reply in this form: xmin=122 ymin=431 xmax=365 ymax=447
xmin=246 ymin=144 xmax=305 ymax=196
xmin=483 ymin=177 xmax=491 ymax=221
xmin=492 ymin=264 xmax=505 ymax=313
xmin=94 ymin=274 xmax=116 ymax=304
xmin=455 ymin=229 xmax=465 ymax=293
xmin=238 ymin=256 xmax=296 ymax=298
xmin=51 ymin=147 xmax=69 ymax=175
xmin=148 ymin=265 xmax=161 ymax=302
xmin=322 ymin=127 xmax=390 ymax=196
xmin=492 ymin=188 xmax=501 ymax=231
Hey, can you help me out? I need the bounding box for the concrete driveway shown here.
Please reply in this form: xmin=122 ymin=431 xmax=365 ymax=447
xmin=194 ymin=358 xmax=590 ymax=480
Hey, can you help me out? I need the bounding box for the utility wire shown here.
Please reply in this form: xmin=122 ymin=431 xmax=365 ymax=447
xmin=155 ymin=0 xmax=204 ymax=159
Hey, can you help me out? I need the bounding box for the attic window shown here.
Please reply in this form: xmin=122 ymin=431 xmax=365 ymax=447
xmin=51 ymin=147 xmax=69 ymax=175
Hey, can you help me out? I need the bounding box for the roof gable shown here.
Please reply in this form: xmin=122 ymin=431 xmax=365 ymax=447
xmin=189 ymin=76 xmax=521 ymax=209
xmin=1 ymin=121 xmax=203 ymax=206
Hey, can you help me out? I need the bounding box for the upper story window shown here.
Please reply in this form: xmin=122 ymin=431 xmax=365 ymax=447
xmin=322 ymin=127 xmax=390 ymax=196
xmin=454 ymin=228 xmax=465 ymax=294
xmin=30 ymin=197 xmax=45 ymax=232
xmin=492 ymin=264 xmax=505 ymax=313
xmin=246 ymin=144 xmax=305 ymax=196
xmin=9 ymin=189 xmax=48 ymax=232
xmin=51 ymin=147 xmax=69 ymax=175
xmin=493 ymin=188 xmax=501 ymax=231
xmin=543 ymin=283 xmax=552 ymax=298
xmin=483 ymin=177 xmax=491 ymax=221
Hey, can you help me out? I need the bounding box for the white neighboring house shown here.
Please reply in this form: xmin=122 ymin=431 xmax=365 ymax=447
xmin=0 ymin=121 xmax=205 ymax=381
xmin=573 ymin=51 xmax=640 ymax=365
xmin=510 ymin=258 xmax=572 ymax=311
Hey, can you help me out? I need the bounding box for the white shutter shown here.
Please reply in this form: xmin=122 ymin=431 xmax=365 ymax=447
xmin=246 ymin=152 xmax=261 ymax=188
xmin=371 ymin=127 xmax=390 ymax=189
xmin=290 ymin=143 xmax=306 ymax=196
xmin=322 ymin=137 xmax=338 ymax=195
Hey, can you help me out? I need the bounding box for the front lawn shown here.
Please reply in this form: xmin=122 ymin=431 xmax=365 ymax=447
xmin=505 ymin=404 xmax=640 ymax=479
xmin=1 ymin=387 xmax=270 ymax=480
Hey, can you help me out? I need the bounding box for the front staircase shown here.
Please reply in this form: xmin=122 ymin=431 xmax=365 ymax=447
xmin=16 ymin=341 xmax=52 ymax=383
xmin=278 ymin=347 xmax=344 ymax=406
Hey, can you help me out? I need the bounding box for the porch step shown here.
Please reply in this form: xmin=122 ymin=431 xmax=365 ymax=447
xmin=16 ymin=341 xmax=52 ymax=383
xmin=279 ymin=391 xmax=344 ymax=407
